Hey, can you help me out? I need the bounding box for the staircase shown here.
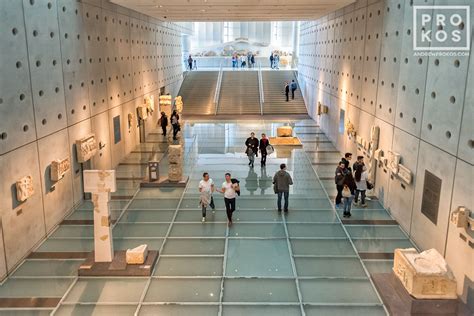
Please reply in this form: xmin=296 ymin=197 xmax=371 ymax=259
xmin=262 ymin=70 xmax=308 ymax=115
xmin=217 ymin=71 xmax=261 ymax=115
xmin=180 ymin=71 xmax=219 ymax=115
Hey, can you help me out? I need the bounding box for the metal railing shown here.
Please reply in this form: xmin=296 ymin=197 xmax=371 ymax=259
xmin=258 ymin=62 xmax=264 ymax=115
xmin=213 ymin=61 xmax=223 ymax=115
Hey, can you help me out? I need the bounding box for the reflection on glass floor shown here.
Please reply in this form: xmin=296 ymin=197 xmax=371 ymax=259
xmin=0 ymin=119 xmax=419 ymax=315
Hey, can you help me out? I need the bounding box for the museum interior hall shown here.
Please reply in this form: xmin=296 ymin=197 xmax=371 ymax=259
xmin=0 ymin=0 xmax=473 ymax=315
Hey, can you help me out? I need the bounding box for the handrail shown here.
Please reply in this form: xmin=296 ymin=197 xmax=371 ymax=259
xmin=214 ymin=61 xmax=223 ymax=115
xmin=258 ymin=62 xmax=264 ymax=115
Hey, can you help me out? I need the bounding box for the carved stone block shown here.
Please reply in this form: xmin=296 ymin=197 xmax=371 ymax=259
xmin=168 ymin=145 xmax=183 ymax=164
xmin=126 ymin=244 xmax=148 ymax=265
xmin=16 ymin=175 xmax=34 ymax=202
xmin=168 ymin=163 xmax=183 ymax=182
xmin=398 ymin=164 xmax=413 ymax=184
xmin=159 ymin=95 xmax=172 ymax=106
xmin=277 ymin=126 xmax=293 ymax=137
xmin=137 ymin=106 xmax=148 ymax=120
xmin=83 ymin=170 xmax=117 ymax=193
xmin=145 ymin=95 xmax=154 ymax=112
xmin=387 ymin=151 xmax=401 ymax=174
xmin=175 ymin=96 xmax=183 ymax=113
xmin=76 ymin=134 xmax=98 ymax=163
xmin=393 ymin=248 xmax=457 ymax=299
xmin=50 ymin=157 xmax=70 ymax=181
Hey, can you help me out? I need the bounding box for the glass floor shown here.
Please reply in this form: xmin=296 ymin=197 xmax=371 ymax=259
xmin=0 ymin=119 xmax=418 ymax=315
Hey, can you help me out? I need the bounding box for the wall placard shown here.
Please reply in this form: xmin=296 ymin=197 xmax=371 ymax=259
xmin=421 ymin=170 xmax=442 ymax=225
xmin=113 ymin=115 xmax=121 ymax=144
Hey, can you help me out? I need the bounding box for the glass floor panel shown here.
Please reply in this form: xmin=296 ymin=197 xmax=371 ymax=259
xmin=294 ymin=257 xmax=367 ymax=277
xmin=346 ymin=225 xmax=408 ymax=238
xmin=12 ymin=260 xmax=83 ymax=277
xmin=228 ymin=223 xmax=286 ymax=238
xmin=128 ymin=198 xmax=181 ymax=210
xmin=55 ymin=305 xmax=138 ymax=316
xmin=169 ymin=223 xmax=227 ymax=237
xmin=144 ymin=278 xmax=221 ymax=302
xmin=139 ymin=305 xmax=219 ymax=316
xmin=286 ymin=223 xmax=346 ymax=238
xmin=304 ymin=305 xmax=386 ymax=316
xmin=352 ymin=238 xmax=414 ymax=253
xmin=134 ymin=187 xmax=184 ymax=199
xmin=226 ymin=239 xmax=293 ymax=277
xmin=364 ymin=260 xmax=395 ymax=274
xmin=284 ymin=210 xmax=338 ymax=223
xmin=155 ymin=257 xmax=223 ymax=276
xmin=64 ymin=278 xmax=147 ymax=303
xmin=290 ymin=239 xmax=356 ymax=256
xmin=162 ymin=239 xmax=225 ymax=255
xmin=0 ymin=310 xmax=52 ymax=316
xmin=0 ymin=278 xmax=73 ymax=297
xmin=175 ymin=209 xmax=228 ymax=222
xmin=223 ymin=305 xmax=302 ymax=316
xmin=113 ymin=223 xmax=170 ymax=237
xmin=299 ymin=279 xmax=380 ymax=303
xmin=119 ymin=210 xmax=176 ymax=223
xmin=223 ymin=278 xmax=299 ymax=302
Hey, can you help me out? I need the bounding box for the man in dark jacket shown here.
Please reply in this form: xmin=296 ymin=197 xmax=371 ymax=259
xmin=285 ymin=82 xmax=290 ymax=102
xmin=335 ymin=161 xmax=349 ymax=207
xmin=290 ymin=80 xmax=297 ymax=100
xmin=270 ymin=54 xmax=274 ymax=69
xmin=158 ymin=112 xmax=168 ymax=136
xmin=273 ymin=163 xmax=293 ymax=213
xmin=341 ymin=152 xmax=353 ymax=172
xmin=245 ymin=132 xmax=259 ymax=168
xmin=259 ymin=133 xmax=270 ymax=167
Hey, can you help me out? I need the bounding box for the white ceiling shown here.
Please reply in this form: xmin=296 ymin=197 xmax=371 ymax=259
xmin=110 ymin=0 xmax=355 ymax=21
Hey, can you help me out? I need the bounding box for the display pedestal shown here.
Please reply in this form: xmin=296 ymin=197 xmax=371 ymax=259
xmin=372 ymin=273 xmax=459 ymax=315
xmin=140 ymin=176 xmax=189 ymax=188
xmin=78 ymin=251 xmax=158 ymax=277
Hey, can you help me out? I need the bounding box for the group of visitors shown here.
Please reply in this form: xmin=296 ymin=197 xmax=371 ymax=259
xmin=232 ymin=52 xmax=256 ymax=68
xmin=284 ymin=80 xmax=298 ymax=102
xmin=198 ymin=132 xmax=293 ymax=226
xmin=269 ymin=52 xmax=280 ymax=69
xmin=334 ymin=153 xmax=372 ymax=217
xmin=158 ymin=110 xmax=181 ymax=140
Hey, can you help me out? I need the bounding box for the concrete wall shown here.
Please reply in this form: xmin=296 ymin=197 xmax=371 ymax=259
xmin=0 ymin=0 xmax=185 ymax=279
xmin=298 ymin=0 xmax=473 ymax=306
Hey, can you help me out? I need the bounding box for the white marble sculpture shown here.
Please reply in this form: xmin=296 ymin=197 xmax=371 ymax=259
xmin=393 ymin=248 xmax=457 ymax=299
xmin=16 ymin=175 xmax=34 ymax=202
xmin=397 ymin=164 xmax=413 ymax=184
xmin=76 ymin=134 xmax=98 ymax=163
xmin=83 ymin=170 xmax=117 ymax=262
xmin=51 ymin=157 xmax=70 ymax=181
xmin=145 ymin=95 xmax=155 ymax=113
xmin=168 ymin=145 xmax=183 ymax=182
xmin=137 ymin=106 xmax=148 ymax=120
xmin=367 ymin=125 xmax=379 ymax=183
xmin=277 ymin=126 xmax=293 ymax=137
xmin=387 ymin=151 xmax=401 ymax=174
xmin=175 ymin=96 xmax=183 ymax=113
xmin=126 ymin=244 xmax=148 ymax=264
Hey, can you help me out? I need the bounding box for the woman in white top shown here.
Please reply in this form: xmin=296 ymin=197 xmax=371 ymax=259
xmin=218 ymin=173 xmax=240 ymax=227
xmin=354 ymin=164 xmax=368 ymax=207
xmin=199 ymin=172 xmax=215 ymax=222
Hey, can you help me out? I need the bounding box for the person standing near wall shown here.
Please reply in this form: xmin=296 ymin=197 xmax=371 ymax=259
xmin=251 ymin=54 xmax=255 ymax=68
xmin=284 ymin=82 xmax=290 ymax=102
xmin=158 ymin=111 xmax=168 ymax=136
xmin=245 ymin=132 xmax=259 ymax=168
xmin=273 ymin=163 xmax=293 ymax=213
xmin=199 ymin=172 xmax=215 ymax=222
xmin=290 ymin=80 xmax=297 ymax=100
xmin=188 ymin=55 xmax=193 ymax=71
xmin=270 ymin=53 xmax=274 ymax=69
xmin=171 ymin=110 xmax=180 ymax=140
xmin=218 ymin=173 xmax=240 ymax=227
xmin=335 ymin=161 xmax=347 ymax=207
xmin=354 ymin=164 xmax=368 ymax=207
xmin=342 ymin=152 xmax=353 ymax=172
xmin=342 ymin=171 xmax=357 ymax=217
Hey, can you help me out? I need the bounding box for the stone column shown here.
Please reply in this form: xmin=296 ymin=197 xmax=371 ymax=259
xmin=83 ymin=170 xmax=117 ymax=262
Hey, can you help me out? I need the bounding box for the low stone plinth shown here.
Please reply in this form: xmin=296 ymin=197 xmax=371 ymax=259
xmin=393 ymin=248 xmax=457 ymax=300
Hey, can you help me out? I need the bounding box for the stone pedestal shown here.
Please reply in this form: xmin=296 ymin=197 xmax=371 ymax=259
xmin=393 ymin=248 xmax=457 ymax=299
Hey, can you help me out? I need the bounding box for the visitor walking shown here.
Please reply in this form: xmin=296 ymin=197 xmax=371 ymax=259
xmin=245 ymin=132 xmax=259 ymax=168
xmin=273 ymin=163 xmax=293 ymax=213
xmin=232 ymin=54 xmax=238 ymax=68
xmin=171 ymin=110 xmax=180 ymax=140
xmin=218 ymin=173 xmax=240 ymax=227
xmin=187 ymin=55 xmax=193 ymax=71
xmin=251 ymin=54 xmax=255 ymax=68
xmin=290 ymin=80 xmax=297 ymax=100
xmin=259 ymin=133 xmax=270 ymax=167
xmin=342 ymin=171 xmax=357 ymax=217
xmin=335 ymin=160 xmax=348 ymax=207
xmin=247 ymin=52 xmax=252 ymax=68
xmin=241 ymin=55 xmax=246 ymax=68
xmin=193 ymin=59 xmax=197 ymax=70
xmin=274 ymin=53 xmax=280 ymax=69
xmin=158 ymin=111 xmax=168 ymax=136
xmin=199 ymin=172 xmax=215 ymax=222
xmin=269 ymin=53 xmax=274 ymax=69
xmin=285 ymin=82 xmax=290 ymax=102
xmin=354 ymin=164 xmax=368 ymax=207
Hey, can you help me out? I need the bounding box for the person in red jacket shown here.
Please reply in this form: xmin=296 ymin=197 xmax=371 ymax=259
xmin=259 ymin=133 xmax=270 ymax=167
